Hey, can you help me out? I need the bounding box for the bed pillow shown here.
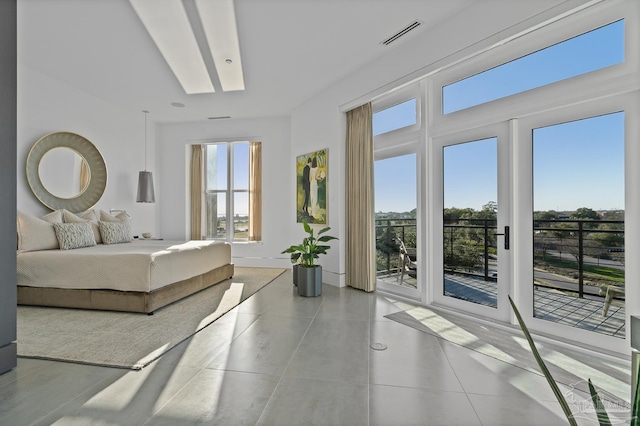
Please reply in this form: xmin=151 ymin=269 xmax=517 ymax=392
xmin=99 ymin=210 xmax=133 ymax=241
xmin=99 ymin=221 xmax=133 ymax=245
xmin=17 ymin=210 xmax=64 ymax=252
xmin=52 ymin=222 xmax=97 ymax=250
xmin=62 ymin=209 xmax=101 ymax=244
xmin=99 ymin=209 xmax=130 ymax=223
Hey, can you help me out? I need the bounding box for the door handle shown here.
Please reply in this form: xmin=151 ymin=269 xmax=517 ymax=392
xmin=494 ymin=225 xmax=510 ymax=250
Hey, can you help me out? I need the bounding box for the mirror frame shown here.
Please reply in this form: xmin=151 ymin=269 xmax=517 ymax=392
xmin=26 ymin=132 xmax=107 ymax=213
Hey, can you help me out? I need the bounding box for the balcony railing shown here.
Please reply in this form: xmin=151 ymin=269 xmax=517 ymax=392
xmin=376 ymin=217 xmax=625 ymax=298
xmin=375 ymin=218 xmax=416 ymax=276
xmin=533 ymin=218 xmax=624 ymax=298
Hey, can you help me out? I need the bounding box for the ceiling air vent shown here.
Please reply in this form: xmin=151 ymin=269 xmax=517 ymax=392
xmin=380 ymin=20 xmax=423 ymax=46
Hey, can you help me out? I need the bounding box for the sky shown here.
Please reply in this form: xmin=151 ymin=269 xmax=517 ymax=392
xmin=374 ymin=19 xmax=625 ymax=213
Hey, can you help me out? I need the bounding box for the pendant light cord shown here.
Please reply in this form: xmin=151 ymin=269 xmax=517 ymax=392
xmin=143 ymin=110 xmax=149 ymax=171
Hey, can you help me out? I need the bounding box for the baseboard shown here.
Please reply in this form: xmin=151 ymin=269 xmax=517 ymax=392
xmin=0 ymin=343 xmax=17 ymax=375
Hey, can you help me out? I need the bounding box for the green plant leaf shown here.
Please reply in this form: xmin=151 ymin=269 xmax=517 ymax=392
xmin=318 ymin=235 xmax=338 ymax=242
xmin=508 ymin=296 xmax=577 ymax=426
xmin=318 ymin=226 xmax=331 ymax=235
xmin=587 ymin=379 xmax=611 ymax=426
xmin=281 ymin=245 xmax=302 ymax=254
xmin=303 ymin=221 xmax=312 ymax=234
xmin=631 ymin=372 xmax=640 ymax=426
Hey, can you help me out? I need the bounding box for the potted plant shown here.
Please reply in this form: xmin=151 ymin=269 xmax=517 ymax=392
xmin=282 ymin=221 xmax=337 ymax=297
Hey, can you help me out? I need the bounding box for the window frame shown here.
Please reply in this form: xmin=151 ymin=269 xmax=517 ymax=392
xmin=203 ymin=140 xmax=250 ymax=242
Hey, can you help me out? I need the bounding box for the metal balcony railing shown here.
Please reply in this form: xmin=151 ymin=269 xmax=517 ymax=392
xmin=376 ymin=217 xmax=625 ymax=298
xmin=375 ymin=218 xmax=416 ymax=276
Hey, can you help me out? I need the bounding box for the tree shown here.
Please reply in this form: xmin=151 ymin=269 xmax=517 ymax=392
xmin=480 ymin=201 xmax=497 ymax=218
xmin=592 ymin=223 xmax=624 ymax=249
xmin=534 ymin=210 xmax=559 ymax=220
xmin=573 ymin=207 xmax=599 ymax=220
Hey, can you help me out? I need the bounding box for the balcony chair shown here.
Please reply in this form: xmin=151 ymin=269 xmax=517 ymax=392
xmin=396 ymin=237 xmax=417 ymax=284
xmin=600 ymin=284 xmax=625 ymax=317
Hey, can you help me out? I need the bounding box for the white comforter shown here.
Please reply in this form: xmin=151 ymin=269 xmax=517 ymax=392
xmin=17 ymin=240 xmax=231 ymax=292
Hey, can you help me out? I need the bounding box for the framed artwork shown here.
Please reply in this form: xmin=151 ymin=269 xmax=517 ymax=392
xmin=296 ymin=149 xmax=328 ymax=224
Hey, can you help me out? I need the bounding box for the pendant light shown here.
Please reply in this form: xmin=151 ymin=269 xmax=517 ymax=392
xmin=136 ymin=110 xmax=155 ymax=203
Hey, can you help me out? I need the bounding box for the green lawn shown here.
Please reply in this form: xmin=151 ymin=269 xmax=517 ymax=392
xmin=535 ymin=254 xmax=625 ymax=284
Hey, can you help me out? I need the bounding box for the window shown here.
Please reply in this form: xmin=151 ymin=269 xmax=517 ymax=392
xmin=442 ymin=20 xmax=624 ymax=114
xmin=204 ymin=141 xmax=260 ymax=242
xmin=372 ymin=89 xmax=421 ymax=297
xmin=373 ymin=98 xmax=417 ymax=136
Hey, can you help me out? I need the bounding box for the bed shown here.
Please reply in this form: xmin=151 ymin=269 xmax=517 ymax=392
xmin=16 ymin=210 xmax=234 ymax=314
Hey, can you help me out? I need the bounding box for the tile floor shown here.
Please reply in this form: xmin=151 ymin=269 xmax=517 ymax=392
xmin=0 ymin=270 xmax=632 ymax=425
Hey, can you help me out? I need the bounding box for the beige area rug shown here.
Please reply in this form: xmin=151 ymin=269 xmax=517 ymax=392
xmin=17 ymin=267 xmax=285 ymax=370
xmin=385 ymin=303 xmax=631 ymax=407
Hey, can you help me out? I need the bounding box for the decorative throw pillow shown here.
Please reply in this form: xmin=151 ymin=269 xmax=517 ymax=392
xmin=62 ymin=209 xmax=101 ymax=244
xmin=52 ymin=222 xmax=97 ymax=250
xmin=17 ymin=210 xmax=64 ymax=252
xmin=99 ymin=221 xmax=133 ymax=245
xmin=99 ymin=210 xmax=133 ymax=242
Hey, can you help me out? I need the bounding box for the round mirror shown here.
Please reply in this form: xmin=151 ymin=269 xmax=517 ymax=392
xmin=38 ymin=147 xmax=90 ymax=199
xmin=26 ymin=132 xmax=107 ymax=213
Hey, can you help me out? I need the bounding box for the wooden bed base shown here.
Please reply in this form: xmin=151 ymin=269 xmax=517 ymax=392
xmin=17 ymin=263 xmax=234 ymax=314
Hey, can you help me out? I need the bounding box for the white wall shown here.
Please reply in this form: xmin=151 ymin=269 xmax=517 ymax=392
xmin=289 ymin=0 xmax=587 ymax=287
xmin=157 ymin=117 xmax=292 ymax=269
xmin=17 ymin=65 xmax=158 ymax=236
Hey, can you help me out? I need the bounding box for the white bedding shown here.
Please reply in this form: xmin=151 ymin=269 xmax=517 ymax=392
xmin=17 ymin=240 xmax=232 ymax=293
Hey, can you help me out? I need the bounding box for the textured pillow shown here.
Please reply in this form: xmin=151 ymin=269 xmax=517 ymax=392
xmin=63 ymin=209 xmax=101 ymax=244
xmin=17 ymin=210 xmax=64 ymax=252
xmin=99 ymin=210 xmax=133 ymax=242
xmin=99 ymin=221 xmax=132 ymax=245
xmin=52 ymin=222 xmax=97 ymax=250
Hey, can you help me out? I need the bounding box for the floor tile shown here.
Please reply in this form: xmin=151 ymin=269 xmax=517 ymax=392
xmin=33 ymin=363 xmax=201 ymax=426
xmin=257 ymin=376 xmax=368 ymax=426
xmin=0 ymin=362 xmax=123 ymax=426
xmin=315 ymin=286 xmax=372 ymax=321
xmin=438 ymin=339 xmax=560 ymax=402
xmin=206 ymin=313 xmax=312 ymax=375
xmin=261 ymin=285 xmax=324 ymax=318
xmin=156 ymin=311 xmax=260 ymax=368
xmin=0 ymin=358 xmax=52 ymax=388
xmin=369 ymin=293 xmax=406 ymax=322
xmin=147 ymin=369 xmax=279 ymax=425
xmin=369 ymin=384 xmax=481 ymax=426
xmin=284 ymin=317 xmax=369 ymax=384
xmin=369 ymin=320 xmax=464 ymax=392
xmin=467 ymin=392 xmax=594 ymax=426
